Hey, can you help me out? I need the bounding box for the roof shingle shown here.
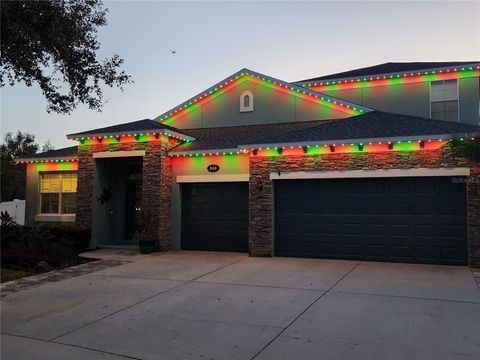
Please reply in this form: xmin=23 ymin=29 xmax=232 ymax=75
xmin=173 ymin=121 xmax=329 ymax=152
xmin=295 ymin=61 xmax=479 ymax=83
xmin=240 ymin=111 xmax=480 ymax=147
xmin=17 ymin=146 xmax=78 ymax=160
xmin=67 ymin=119 xmax=193 ymax=140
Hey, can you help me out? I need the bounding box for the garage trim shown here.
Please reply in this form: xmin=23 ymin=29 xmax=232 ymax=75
xmin=270 ymin=167 xmax=470 ymax=180
xmin=177 ymin=174 xmax=249 ymax=183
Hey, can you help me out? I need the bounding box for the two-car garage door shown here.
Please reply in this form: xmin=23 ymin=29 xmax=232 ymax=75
xmin=180 ymin=177 xmax=468 ymax=265
xmin=274 ymin=177 xmax=468 ymax=265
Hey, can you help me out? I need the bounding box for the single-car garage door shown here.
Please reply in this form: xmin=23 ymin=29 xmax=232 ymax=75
xmin=182 ymin=182 xmax=249 ymax=252
xmin=275 ymin=177 xmax=468 ymax=265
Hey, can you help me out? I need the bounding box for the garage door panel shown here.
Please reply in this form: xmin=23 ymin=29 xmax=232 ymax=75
xmin=181 ymin=182 xmax=248 ymax=252
xmin=275 ymin=177 xmax=467 ymax=265
xmin=389 ymin=203 xmax=411 ymax=214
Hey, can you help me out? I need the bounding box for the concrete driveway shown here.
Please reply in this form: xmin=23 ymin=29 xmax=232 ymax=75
xmin=2 ymin=251 xmax=480 ymax=360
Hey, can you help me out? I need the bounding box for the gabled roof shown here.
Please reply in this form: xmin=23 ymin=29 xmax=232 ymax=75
xmin=239 ymin=111 xmax=480 ymax=148
xmin=295 ymin=61 xmax=480 ymax=83
xmin=154 ymin=68 xmax=373 ymax=124
xmin=16 ymin=146 xmax=78 ymax=162
xmin=66 ymin=119 xmax=195 ymax=141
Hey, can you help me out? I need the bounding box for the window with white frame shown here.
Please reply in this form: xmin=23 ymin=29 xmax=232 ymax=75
xmin=240 ymin=90 xmax=254 ymax=112
xmin=39 ymin=172 xmax=77 ymax=214
xmin=430 ymin=79 xmax=458 ymax=121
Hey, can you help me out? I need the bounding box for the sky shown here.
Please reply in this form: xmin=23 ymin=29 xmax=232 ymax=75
xmin=1 ymin=0 xmax=479 ymax=149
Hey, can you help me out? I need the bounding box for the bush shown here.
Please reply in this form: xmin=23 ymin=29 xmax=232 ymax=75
xmin=0 ymin=223 xmax=90 ymax=269
xmin=38 ymin=224 xmax=91 ymax=251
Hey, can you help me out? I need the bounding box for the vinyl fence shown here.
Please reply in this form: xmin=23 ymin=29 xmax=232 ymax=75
xmin=0 ymin=199 xmax=25 ymax=225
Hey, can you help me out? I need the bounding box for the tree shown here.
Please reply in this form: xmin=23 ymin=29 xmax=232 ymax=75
xmin=42 ymin=141 xmax=55 ymax=153
xmin=0 ymin=0 xmax=131 ymax=114
xmin=1 ymin=132 xmax=40 ymax=201
xmin=446 ymin=136 xmax=480 ymax=163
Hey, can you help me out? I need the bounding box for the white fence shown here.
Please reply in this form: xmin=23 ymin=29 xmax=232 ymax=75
xmin=0 ymin=199 xmax=25 ymax=225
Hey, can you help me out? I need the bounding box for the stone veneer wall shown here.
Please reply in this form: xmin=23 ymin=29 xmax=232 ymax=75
xmin=467 ymin=166 xmax=480 ymax=268
xmin=76 ymin=138 xmax=176 ymax=250
xmin=249 ymin=149 xmax=480 ymax=266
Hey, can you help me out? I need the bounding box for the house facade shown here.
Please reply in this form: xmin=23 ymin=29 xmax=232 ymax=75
xmin=17 ymin=62 xmax=480 ymax=267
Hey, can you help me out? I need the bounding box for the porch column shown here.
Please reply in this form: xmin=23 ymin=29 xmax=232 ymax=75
xmin=76 ymin=145 xmax=94 ymax=230
xmin=142 ymin=142 xmax=172 ymax=251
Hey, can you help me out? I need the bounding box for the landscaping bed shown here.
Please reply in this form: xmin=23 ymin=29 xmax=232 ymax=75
xmin=1 ymin=219 xmax=92 ymax=283
xmin=1 ymin=268 xmax=35 ymax=283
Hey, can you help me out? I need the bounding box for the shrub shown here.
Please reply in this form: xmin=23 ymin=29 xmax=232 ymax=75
xmin=0 ymin=223 xmax=90 ymax=269
xmin=446 ymin=136 xmax=480 ymax=163
xmin=38 ymin=224 xmax=91 ymax=251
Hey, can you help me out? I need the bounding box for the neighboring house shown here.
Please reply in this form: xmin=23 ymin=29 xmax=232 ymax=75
xmin=16 ymin=62 xmax=480 ymax=267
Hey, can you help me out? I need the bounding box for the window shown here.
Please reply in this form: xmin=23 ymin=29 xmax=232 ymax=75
xmin=240 ymin=91 xmax=254 ymax=112
xmin=430 ymin=80 xmax=458 ymax=121
xmin=243 ymin=94 xmax=250 ymax=108
xmin=39 ymin=172 xmax=77 ymax=214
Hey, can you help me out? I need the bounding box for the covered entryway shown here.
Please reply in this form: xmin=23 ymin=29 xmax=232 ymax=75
xmin=91 ymin=156 xmax=143 ymax=247
xmin=181 ymin=182 xmax=249 ymax=252
xmin=274 ymin=176 xmax=468 ymax=265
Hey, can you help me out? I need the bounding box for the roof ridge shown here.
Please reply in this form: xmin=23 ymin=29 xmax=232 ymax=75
xmin=294 ymin=61 xmax=480 ymax=84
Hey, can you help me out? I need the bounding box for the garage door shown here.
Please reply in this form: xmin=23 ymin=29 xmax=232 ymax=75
xmin=181 ymin=182 xmax=249 ymax=252
xmin=275 ymin=177 xmax=468 ymax=265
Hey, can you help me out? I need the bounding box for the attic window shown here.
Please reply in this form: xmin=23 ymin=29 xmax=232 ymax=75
xmin=240 ymin=91 xmax=254 ymax=112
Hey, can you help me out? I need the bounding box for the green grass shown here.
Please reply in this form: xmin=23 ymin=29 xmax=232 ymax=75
xmin=1 ymin=268 xmax=35 ymax=283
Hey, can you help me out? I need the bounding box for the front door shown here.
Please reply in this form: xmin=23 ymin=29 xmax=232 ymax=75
xmin=125 ymin=161 xmax=143 ymax=242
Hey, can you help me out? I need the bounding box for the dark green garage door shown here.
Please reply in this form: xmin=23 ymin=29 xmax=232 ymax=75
xmin=181 ymin=182 xmax=249 ymax=252
xmin=275 ymin=177 xmax=467 ymax=265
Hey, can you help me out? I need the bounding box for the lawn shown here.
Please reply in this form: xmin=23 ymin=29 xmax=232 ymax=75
xmin=1 ymin=268 xmax=35 ymax=283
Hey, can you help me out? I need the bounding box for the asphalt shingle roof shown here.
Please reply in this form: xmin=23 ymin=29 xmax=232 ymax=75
xmin=296 ymin=61 xmax=479 ymax=83
xmin=24 ymin=146 xmax=78 ymax=159
xmin=67 ymin=119 xmax=191 ymax=139
xmin=173 ymin=121 xmax=329 ymax=152
xmin=240 ymin=111 xmax=480 ymax=147
xmin=24 ymin=113 xmax=480 ymax=158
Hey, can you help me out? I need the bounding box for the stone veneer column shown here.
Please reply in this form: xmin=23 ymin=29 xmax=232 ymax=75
xmin=76 ymin=145 xmax=94 ymax=229
xmin=468 ymin=165 xmax=480 ymax=268
xmin=141 ymin=141 xmax=173 ymax=251
xmin=159 ymin=155 xmax=172 ymax=251
xmin=248 ymin=156 xmax=274 ymax=256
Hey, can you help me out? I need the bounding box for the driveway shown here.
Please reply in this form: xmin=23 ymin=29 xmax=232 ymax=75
xmin=2 ymin=251 xmax=480 ymax=360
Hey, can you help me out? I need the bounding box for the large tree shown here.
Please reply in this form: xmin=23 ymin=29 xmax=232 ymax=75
xmin=0 ymin=131 xmax=44 ymax=201
xmin=0 ymin=0 xmax=131 ymax=114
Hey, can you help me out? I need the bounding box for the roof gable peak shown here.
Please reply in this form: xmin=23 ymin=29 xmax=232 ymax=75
xmin=154 ymin=68 xmax=372 ymax=125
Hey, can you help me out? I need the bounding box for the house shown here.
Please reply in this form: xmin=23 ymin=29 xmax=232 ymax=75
xmin=17 ymin=62 xmax=480 ymax=267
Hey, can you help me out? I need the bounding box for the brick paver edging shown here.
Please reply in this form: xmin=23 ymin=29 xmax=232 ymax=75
xmin=0 ymin=259 xmax=128 ymax=298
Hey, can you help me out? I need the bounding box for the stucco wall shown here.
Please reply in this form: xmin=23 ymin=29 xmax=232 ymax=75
xmin=166 ymin=78 xmax=352 ymax=129
xmin=318 ymin=77 xmax=480 ymax=125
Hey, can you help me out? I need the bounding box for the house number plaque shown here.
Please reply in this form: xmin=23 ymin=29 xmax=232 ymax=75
xmin=207 ymin=164 xmax=220 ymax=172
